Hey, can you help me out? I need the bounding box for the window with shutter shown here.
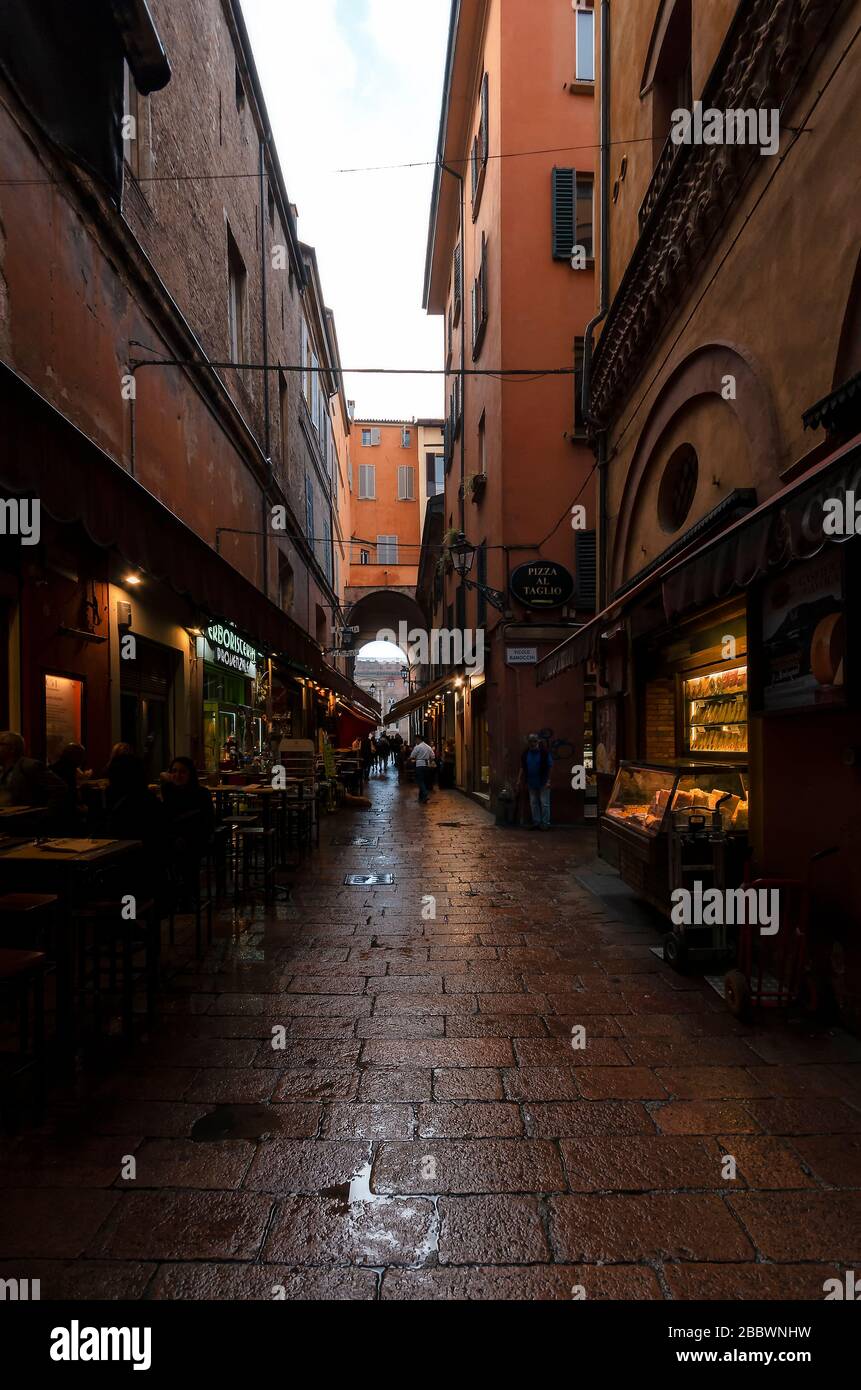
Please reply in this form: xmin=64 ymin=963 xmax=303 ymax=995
xmin=301 ymin=321 xmax=310 ymax=402
xmin=398 ymin=465 xmax=415 ymax=501
xmin=472 ymin=233 xmax=488 ymax=358
xmin=552 ymin=168 xmax=576 ymax=260
xmin=227 ymin=225 xmax=247 ymax=364
xmin=480 ymin=72 xmax=489 ymax=165
xmin=453 ymin=243 xmax=462 ymax=324
xmin=359 ymin=464 xmax=376 ymax=499
xmin=311 ymin=354 xmax=320 ymax=431
xmin=371 ymin=427 xmax=381 ymax=446
xmin=575 ymin=530 xmax=597 ymax=608
xmin=575 ymin=3 xmax=596 ymax=82
xmin=305 ymin=475 xmax=314 ymax=540
xmin=347 ymin=461 xmax=353 ymax=491
xmin=377 ymin=535 xmax=398 ymax=565
xmin=574 ymin=336 xmax=587 ymax=435
xmin=401 ymin=427 xmax=411 ymax=449
xmin=322 ymin=517 xmax=332 ymax=583
xmin=576 ymin=173 xmax=594 ymax=259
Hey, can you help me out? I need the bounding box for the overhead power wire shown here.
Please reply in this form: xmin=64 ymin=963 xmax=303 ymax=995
xmin=2 ymin=129 xmax=814 ymax=188
xmin=129 ymin=351 xmax=577 ymax=378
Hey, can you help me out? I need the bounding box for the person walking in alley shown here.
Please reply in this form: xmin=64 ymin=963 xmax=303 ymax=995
xmin=360 ymin=733 xmax=373 ymax=785
xmin=519 ymin=732 xmax=553 ymax=830
xmin=408 ymin=735 xmax=436 ymax=804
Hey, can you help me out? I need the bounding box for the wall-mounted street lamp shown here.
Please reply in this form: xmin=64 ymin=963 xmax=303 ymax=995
xmin=449 ymin=532 xmax=510 ymax=614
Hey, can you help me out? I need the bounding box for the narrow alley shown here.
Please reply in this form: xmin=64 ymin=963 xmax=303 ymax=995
xmin=2 ymin=769 xmax=859 ymax=1302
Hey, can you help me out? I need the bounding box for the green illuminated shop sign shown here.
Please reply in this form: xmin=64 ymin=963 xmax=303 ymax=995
xmin=205 ymin=623 xmax=258 ymax=678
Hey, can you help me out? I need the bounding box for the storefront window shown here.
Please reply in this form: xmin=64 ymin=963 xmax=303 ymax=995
xmin=203 ymin=660 xmax=263 ymax=773
xmin=684 ymin=665 xmax=748 ymax=757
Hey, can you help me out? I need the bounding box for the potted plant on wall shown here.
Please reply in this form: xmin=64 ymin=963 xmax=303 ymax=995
xmin=465 ymin=472 xmax=487 ymax=503
xmin=436 ymin=528 xmax=460 ymax=577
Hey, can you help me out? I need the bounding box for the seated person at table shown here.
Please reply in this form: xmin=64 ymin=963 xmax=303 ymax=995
xmin=106 ymin=752 xmax=166 ymax=857
xmin=161 ymin=758 xmax=214 ymax=857
xmin=162 ymin=758 xmax=215 ymax=907
xmin=106 ymin=742 xmax=135 ymax=770
xmin=0 ymin=730 xmax=66 ymax=823
xmin=49 ymin=741 xmax=91 ymax=830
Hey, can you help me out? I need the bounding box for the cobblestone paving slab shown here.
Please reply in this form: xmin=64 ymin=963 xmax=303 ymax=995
xmin=2 ymin=772 xmax=859 ymax=1300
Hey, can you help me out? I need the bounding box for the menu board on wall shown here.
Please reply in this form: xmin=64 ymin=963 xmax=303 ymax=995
xmin=595 ymin=696 xmax=619 ymax=775
xmin=44 ymin=674 xmax=83 ymax=761
xmin=761 ymin=551 xmax=846 ymax=711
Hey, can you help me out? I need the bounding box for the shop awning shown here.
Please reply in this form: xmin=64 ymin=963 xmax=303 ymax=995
xmin=386 ymin=673 xmax=456 ymax=724
xmin=336 ymin=699 xmax=378 ymax=728
xmin=325 ymin=671 xmax=380 ymax=722
xmin=0 ymin=363 xmax=378 ymax=719
xmin=661 ymin=433 xmax=861 ymax=620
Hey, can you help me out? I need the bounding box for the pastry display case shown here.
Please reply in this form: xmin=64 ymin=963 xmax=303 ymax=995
xmin=603 ymin=764 xmax=676 ymax=837
xmin=682 ymin=663 xmax=748 ymax=758
xmin=599 ymin=762 xmax=749 ymax=913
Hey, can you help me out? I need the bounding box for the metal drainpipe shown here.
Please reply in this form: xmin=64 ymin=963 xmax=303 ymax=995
xmin=439 ymin=158 xmax=467 ymax=682
xmin=259 ymin=136 xmax=273 ymax=600
xmin=581 ymin=0 xmax=611 ymax=609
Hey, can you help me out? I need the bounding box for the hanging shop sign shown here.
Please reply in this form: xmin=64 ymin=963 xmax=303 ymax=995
xmin=509 ymin=562 xmax=575 ymax=610
xmin=205 ymin=622 xmax=258 ymax=678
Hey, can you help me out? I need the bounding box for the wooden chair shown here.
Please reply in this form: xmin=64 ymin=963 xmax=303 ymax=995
xmin=73 ymin=898 xmax=160 ymax=1047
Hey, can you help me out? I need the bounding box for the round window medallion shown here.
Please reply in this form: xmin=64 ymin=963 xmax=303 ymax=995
xmin=658 ymin=444 xmax=699 ymax=533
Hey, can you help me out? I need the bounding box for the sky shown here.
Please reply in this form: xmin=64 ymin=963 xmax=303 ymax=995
xmin=240 ymin=0 xmax=451 ymax=422
xmin=355 ymin=639 xmax=408 ymax=664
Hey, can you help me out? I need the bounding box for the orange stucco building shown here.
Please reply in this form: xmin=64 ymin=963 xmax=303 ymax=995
xmin=421 ymin=0 xmax=598 ymax=811
xmin=347 ymin=419 xmax=422 ymax=604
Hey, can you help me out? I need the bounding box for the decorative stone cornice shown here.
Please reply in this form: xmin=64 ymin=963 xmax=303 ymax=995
xmin=590 ymin=0 xmax=845 ymax=427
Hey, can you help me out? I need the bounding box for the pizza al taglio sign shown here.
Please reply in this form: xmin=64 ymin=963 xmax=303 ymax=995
xmin=509 ymin=561 xmax=575 ymax=610
xmin=205 ymin=623 xmax=258 ymax=678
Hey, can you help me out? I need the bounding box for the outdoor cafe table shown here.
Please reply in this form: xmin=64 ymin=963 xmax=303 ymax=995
xmin=222 ymin=784 xmax=311 ymax=863
xmin=0 ymin=838 xmax=143 ymax=1065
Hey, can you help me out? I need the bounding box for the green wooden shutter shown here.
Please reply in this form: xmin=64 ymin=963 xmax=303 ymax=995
xmin=552 ymin=167 xmax=575 ymax=260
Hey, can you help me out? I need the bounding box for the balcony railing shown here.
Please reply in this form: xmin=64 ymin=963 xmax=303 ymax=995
xmin=638 ymin=132 xmax=682 ymax=232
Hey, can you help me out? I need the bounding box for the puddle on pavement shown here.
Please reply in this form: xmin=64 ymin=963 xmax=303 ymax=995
xmin=320 ymin=1160 xmax=375 ymax=1213
xmin=191 ymin=1105 xmax=283 ymax=1141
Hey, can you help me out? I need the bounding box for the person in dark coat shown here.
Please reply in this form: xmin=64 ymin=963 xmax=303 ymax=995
xmin=360 ymin=734 xmax=373 ymax=785
xmin=161 ymin=757 xmax=214 ymax=854
xmin=518 ymin=733 xmax=553 ymax=830
xmin=103 ymin=752 xmax=167 ymax=903
xmin=160 ymin=757 xmax=214 ymax=906
xmin=106 ymin=753 xmax=165 ymax=853
xmin=49 ymin=742 xmax=89 ymax=830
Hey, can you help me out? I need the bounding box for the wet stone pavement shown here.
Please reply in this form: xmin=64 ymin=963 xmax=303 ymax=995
xmin=2 ymin=771 xmax=860 ymax=1301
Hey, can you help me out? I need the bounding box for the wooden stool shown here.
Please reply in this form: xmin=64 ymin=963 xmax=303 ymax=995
xmin=74 ymin=899 xmax=160 ymax=1046
xmin=237 ymin=825 xmax=275 ymax=900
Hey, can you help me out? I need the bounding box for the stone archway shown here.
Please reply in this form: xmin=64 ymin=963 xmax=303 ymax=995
xmin=344 ymin=587 xmax=428 ymax=661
